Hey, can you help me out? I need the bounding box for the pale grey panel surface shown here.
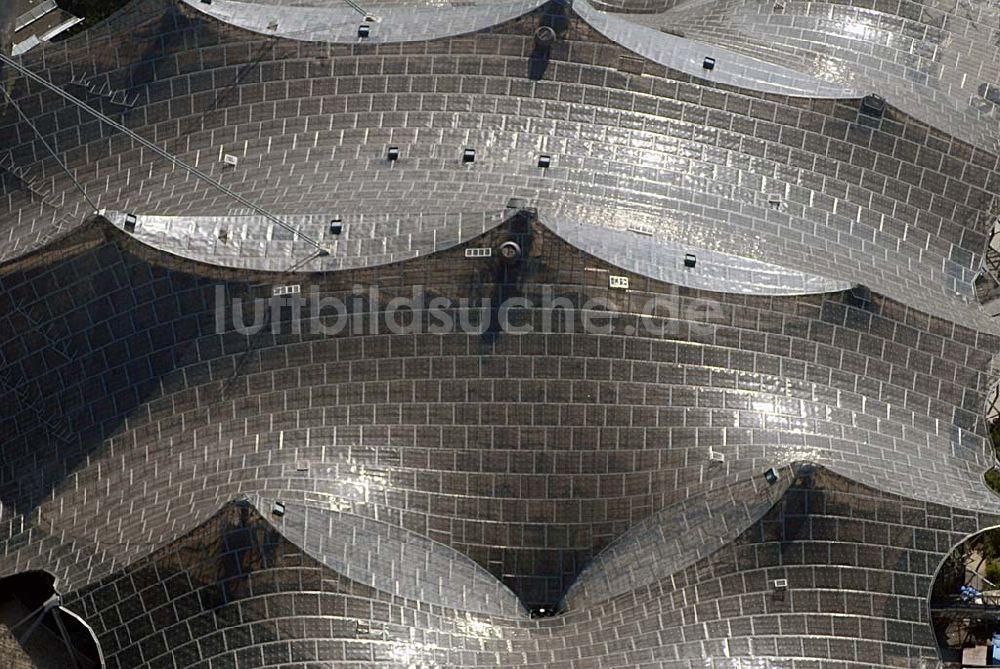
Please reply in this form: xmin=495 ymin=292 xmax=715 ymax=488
xmin=549 ymin=217 xmax=854 ymax=295
xmin=613 ymin=0 xmax=1000 ymax=150
xmin=181 ymin=0 xmax=547 ymax=43
xmin=251 ymin=495 xmax=526 ymax=617
xmin=563 ymin=466 xmax=793 ymax=609
xmin=104 ymin=210 xmax=505 ymax=270
xmin=575 ymin=0 xmax=859 ymax=98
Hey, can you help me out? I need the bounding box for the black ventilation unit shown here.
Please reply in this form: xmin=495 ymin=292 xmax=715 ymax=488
xmin=847 ymin=284 xmax=872 ymax=308
xmin=979 ymin=82 xmax=1000 ymax=106
xmin=859 ymin=94 xmax=885 ymax=117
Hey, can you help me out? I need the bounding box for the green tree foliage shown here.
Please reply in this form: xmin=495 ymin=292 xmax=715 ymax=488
xmin=986 ymin=559 xmax=1000 ymax=587
xmin=986 ymin=468 xmax=1000 ymax=495
xmin=985 ymin=421 xmax=1000 ymax=495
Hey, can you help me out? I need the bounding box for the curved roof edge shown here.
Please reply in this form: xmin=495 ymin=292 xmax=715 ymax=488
xmin=573 ymin=0 xmax=859 ymax=99
xmin=537 ymin=200 xmax=1000 ymax=335
xmin=547 ymin=218 xmax=854 ymax=296
xmin=101 ymin=209 xmax=853 ymax=296
xmin=100 ymin=209 xmax=507 ymax=273
xmin=247 ymin=494 xmax=528 ymax=619
xmin=562 ymin=463 xmax=796 ymax=610
xmin=566 ymin=458 xmax=1000 ymax=612
xmin=52 ymin=606 xmax=108 ymax=669
xmin=6 ymin=211 xmax=1000 ymax=346
xmin=180 ymin=0 xmax=548 ymax=43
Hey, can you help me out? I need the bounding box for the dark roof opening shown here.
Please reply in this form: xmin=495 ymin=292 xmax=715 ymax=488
xmin=0 ymin=571 xmax=104 ymax=668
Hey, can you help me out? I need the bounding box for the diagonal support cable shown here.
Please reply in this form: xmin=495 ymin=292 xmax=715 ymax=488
xmin=14 ymin=596 xmax=57 ymax=645
xmin=8 ymin=602 xmax=47 ymax=633
xmin=203 ymin=36 xmax=277 ymax=119
xmin=341 ymin=0 xmax=370 ymax=16
xmin=0 ymin=52 xmax=329 ymax=255
xmin=0 ymin=84 xmax=98 ymax=211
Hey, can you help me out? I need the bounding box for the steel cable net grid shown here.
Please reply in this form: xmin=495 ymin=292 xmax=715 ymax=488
xmin=1 ymin=0 xmax=1000 ymax=667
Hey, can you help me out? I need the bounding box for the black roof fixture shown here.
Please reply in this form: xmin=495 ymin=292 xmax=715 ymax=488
xmin=329 ymin=216 xmax=343 ymax=235
xmin=979 ymin=82 xmax=1000 ymax=106
xmin=505 ymin=197 xmax=529 ymax=214
xmin=387 ymin=146 xmax=400 ymax=162
xmin=462 ymin=148 xmax=476 ymax=164
xmin=764 ymin=467 xmax=779 ymax=485
xmin=847 ymin=284 xmax=872 ymax=308
xmin=534 ymin=26 xmax=557 ymax=49
xmin=684 ymin=253 xmax=696 ymax=268
xmin=703 ymin=57 xmax=716 ymax=71
xmin=499 ymin=240 xmax=522 ymax=263
xmin=537 ymin=154 xmax=551 ymax=169
xmin=860 ymin=93 xmax=885 ymax=117
xmin=358 ymin=24 xmax=371 ymax=39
